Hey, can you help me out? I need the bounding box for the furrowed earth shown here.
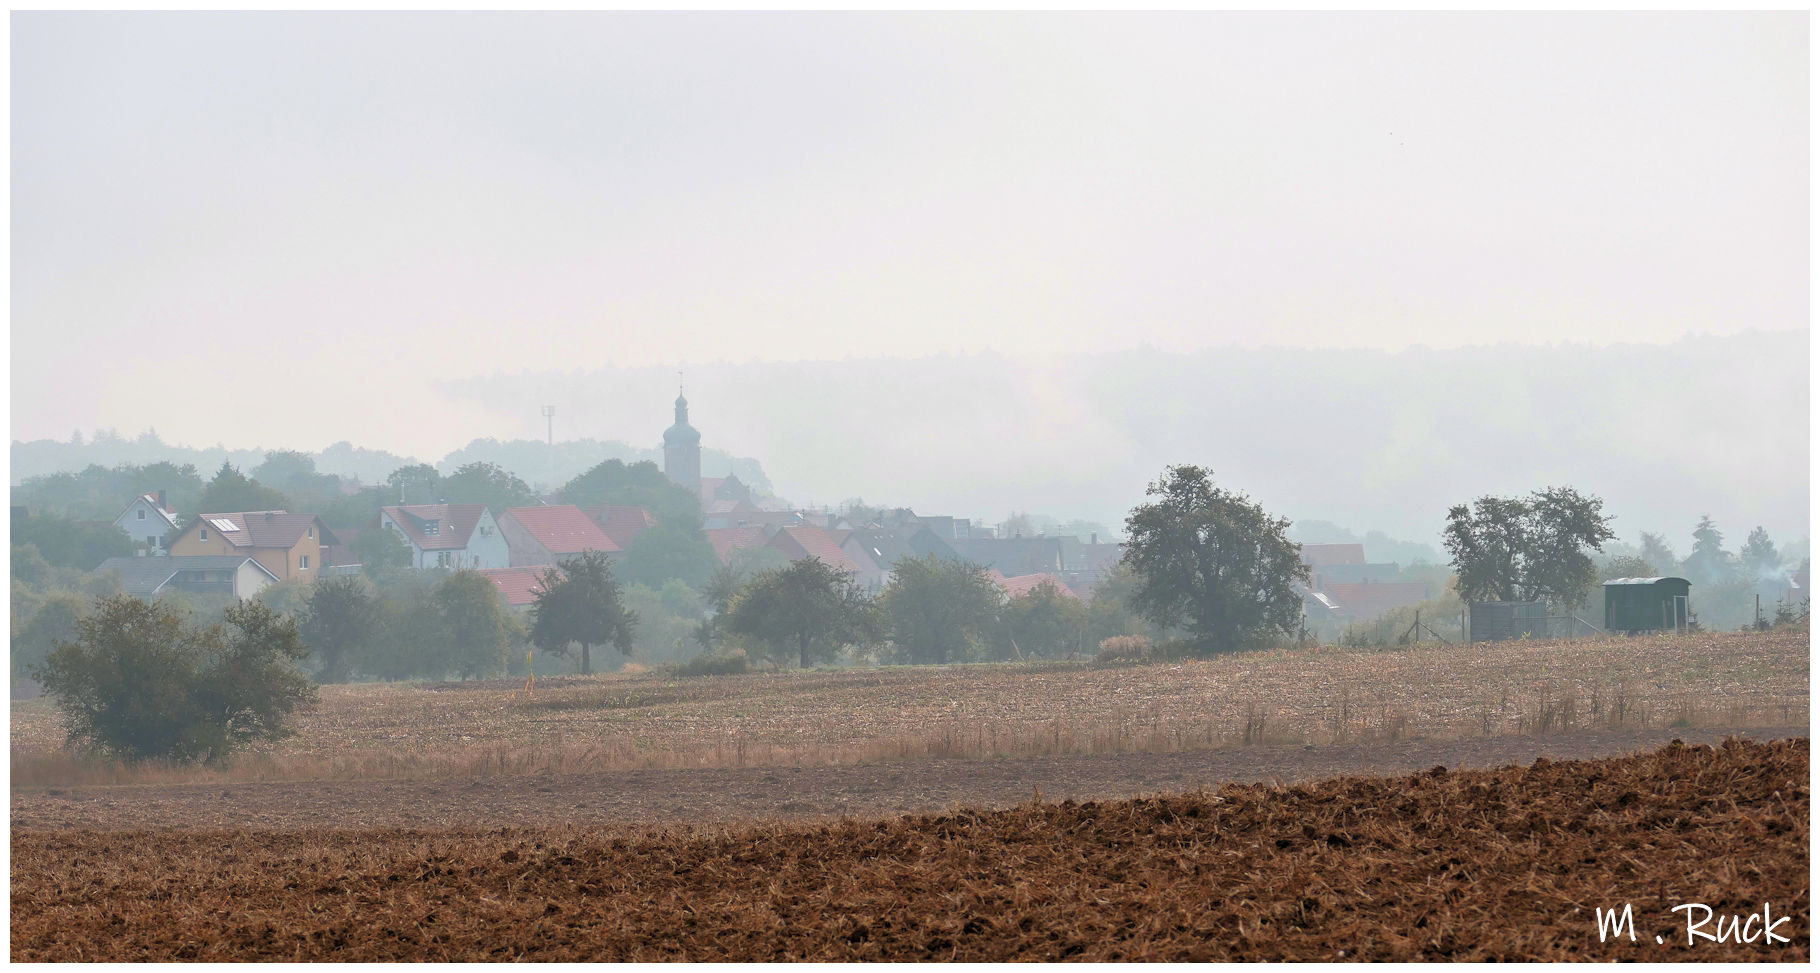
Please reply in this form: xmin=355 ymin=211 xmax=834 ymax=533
xmin=11 ymin=631 xmax=1810 ymax=960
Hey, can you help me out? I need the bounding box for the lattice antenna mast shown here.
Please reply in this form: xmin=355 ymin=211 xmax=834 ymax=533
xmin=541 ymin=405 xmax=556 ymax=487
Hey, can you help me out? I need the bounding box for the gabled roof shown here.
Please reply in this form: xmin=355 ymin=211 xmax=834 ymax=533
xmin=768 ymin=525 xmax=865 ymax=576
xmin=93 ymin=555 xmax=279 ymax=596
xmin=996 ymin=572 xmax=1079 ymax=600
xmin=844 ymin=528 xmax=918 ymax=570
xmin=501 ymin=505 xmax=620 ymax=556
xmin=117 ymin=494 xmax=180 ymax=531
xmin=704 ymin=526 xmax=770 ymax=564
xmin=583 ymin=506 xmax=656 ymax=549
xmin=192 ymin=511 xmax=326 ymax=550
xmin=477 ymin=566 xmax=564 ymax=607
xmin=377 ymin=504 xmax=489 ymax=551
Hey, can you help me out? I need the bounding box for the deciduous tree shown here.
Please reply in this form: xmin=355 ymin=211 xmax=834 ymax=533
xmin=298 ymin=575 xmax=379 ymax=683
xmin=726 ymin=558 xmax=879 ymax=669
xmin=530 ymin=550 xmax=637 ymax=674
xmin=1444 ymin=487 xmax=1615 ymax=610
xmin=434 ymin=571 xmax=512 ymax=680
xmin=1122 ymin=465 xmax=1308 ymax=655
xmin=881 ymin=554 xmax=1003 ymax=665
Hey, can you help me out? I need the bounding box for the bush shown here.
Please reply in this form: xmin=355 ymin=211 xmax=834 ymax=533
xmin=1095 ymin=635 xmax=1152 ymax=663
xmin=35 ymin=595 xmax=317 ymax=764
xmin=673 ymin=650 xmax=749 ymax=678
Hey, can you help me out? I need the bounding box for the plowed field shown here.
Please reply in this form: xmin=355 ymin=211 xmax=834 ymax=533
xmin=13 ymin=737 xmax=1807 ymax=961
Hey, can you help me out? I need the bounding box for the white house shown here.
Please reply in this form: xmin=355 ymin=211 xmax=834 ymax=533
xmin=374 ymin=504 xmax=510 ymax=570
xmin=112 ymin=492 xmax=180 ymax=552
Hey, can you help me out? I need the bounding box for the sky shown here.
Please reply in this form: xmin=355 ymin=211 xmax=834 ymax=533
xmin=11 ymin=13 xmax=1810 ymax=505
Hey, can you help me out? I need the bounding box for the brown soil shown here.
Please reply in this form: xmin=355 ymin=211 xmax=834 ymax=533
xmin=11 ymin=737 xmax=1806 ymax=961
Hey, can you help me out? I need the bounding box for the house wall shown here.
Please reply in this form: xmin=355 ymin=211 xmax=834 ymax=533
xmin=167 ymin=522 xmax=322 ymax=582
xmin=235 ymin=560 xmax=276 ymax=598
xmin=495 ymin=512 xmax=557 ymax=567
xmin=113 ymin=498 xmax=172 ymax=551
xmin=378 ymin=509 xmax=511 ymax=570
xmin=838 ymin=536 xmax=889 ymax=592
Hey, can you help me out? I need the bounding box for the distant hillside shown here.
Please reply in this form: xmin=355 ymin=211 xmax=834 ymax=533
xmin=435 ymin=330 xmax=1809 ymax=548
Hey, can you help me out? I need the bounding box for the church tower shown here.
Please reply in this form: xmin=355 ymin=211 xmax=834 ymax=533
xmin=663 ymin=389 xmax=702 ymax=498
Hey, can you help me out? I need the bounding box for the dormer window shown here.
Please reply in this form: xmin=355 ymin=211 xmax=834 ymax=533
xmin=425 ymin=520 xmax=440 ymax=536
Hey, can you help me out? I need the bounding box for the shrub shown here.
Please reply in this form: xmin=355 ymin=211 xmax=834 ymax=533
xmin=673 ymin=649 xmax=749 ymax=678
xmin=35 ymin=595 xmax=317 ymax=764
xmin=1095 ymin=635 xmax=1152 ymax=663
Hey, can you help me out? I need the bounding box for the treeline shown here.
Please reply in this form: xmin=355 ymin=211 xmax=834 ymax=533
xmin=11 ymin=430 xmax=772 ymax=497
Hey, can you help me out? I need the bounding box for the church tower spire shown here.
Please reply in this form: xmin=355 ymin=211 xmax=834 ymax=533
xmin=663 ymin=380 xmax=702 ymax=499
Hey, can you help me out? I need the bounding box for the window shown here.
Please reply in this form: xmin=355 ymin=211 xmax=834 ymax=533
xmin=425 ymin=520 xmax=441 ymax=536
xmin=200 ymin=527 xmax=208 ymax=540
xmin=300 ymin=555 xmax=310 ymax=570
xmin=436 ymin=551 xmax=451 ymax=567
xmin=137 ymin=508 xmax=146 ymax=520
xmin=148 ymin=535 xmax=158 ymax=546
xmin=308 ymin=526 xmax=314 ymax=538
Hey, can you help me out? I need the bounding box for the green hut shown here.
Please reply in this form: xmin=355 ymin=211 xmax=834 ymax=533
xmin=1602 ymin=577 xmax=1691 ymax=633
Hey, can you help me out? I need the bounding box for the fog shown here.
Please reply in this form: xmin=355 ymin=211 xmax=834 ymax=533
xmin=11 ymin=12 xmax=1808 ymax=548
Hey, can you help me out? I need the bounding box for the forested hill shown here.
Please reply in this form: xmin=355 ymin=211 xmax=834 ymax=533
xmin=10 ymin=436 xmax=771 ymax=497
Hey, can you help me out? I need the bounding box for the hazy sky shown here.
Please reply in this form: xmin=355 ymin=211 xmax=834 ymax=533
xmin=12 ymin=12 xmax=1808 ymax=461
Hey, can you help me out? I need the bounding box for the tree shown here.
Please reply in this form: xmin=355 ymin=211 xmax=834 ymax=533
xmin=692 ymin=563 xmax=748 ymax=651
xmin=1122 ymin=465 xmax=1309 ymax=655
xmin=619 ymin=522 xmax=719 ymax=589
xmin=12 ymin=590 xmax=86 ymax=680
xmin=297 ymin=575 xmax=379 ymax=683
xmin=529 ymin=550 xmax=637 ymax=674
xmin=386 ymin=463 xmax=442 ymax=505
xmin=11 ymin=513 xmax=134 ymax=572
xmin=351 ymin=525 xmax=412 ymax=577
xmin=1003 ymin=582 xmax=1089 ymax=659
xmin=434 ymin=571 xmax=512 ymax=679
xmin=196 ymin=461 xmax=289 ymax=515
xmin=1739 ymin=526 xmax=1780 ymax=580
xmin=880 ymin=554 xmax=1004 ymax=665
xmin=35 ymin=596 xmax=317 ymax=763
xmin=440 ymin=461 xmax=535 ymax=514
xmin=1638 ymin=532 xmax=1679 ymax=575
xmin=558 ymin=459 xmax=701 ymax=528
xmin=1443 ymin=487 xmax=1615 ymax=610
xmin=1684 ymin=515 xmax=1736 ymax=587
xmin=727 ymin=558 xmax=879 ymax=669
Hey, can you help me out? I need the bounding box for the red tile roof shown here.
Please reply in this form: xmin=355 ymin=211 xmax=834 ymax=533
xmin=705 ymin=526 xmax=770 ymax=564
xmin=997 ymin=572 xmax=1080 ymax=600
xmin=1300 ymin=543 xmax=1366 ymax=567
xmin=767 ymin=526 xmax=865 ymax=576
xmin=501 ymin=505 xmax=620 ymax=556
xmin=583 ymin=506 xmax=657 ymax=549
xmin=478 ymin=566 xmax=564 ymax=607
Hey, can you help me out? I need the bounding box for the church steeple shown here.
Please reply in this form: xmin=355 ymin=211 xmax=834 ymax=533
xmin=663 ymin=382 xmax=702 ymax=498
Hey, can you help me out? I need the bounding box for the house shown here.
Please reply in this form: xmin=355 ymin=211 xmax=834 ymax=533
xmin=705 ymin=526 xmax=772 ymax=565
xmin=994 ymin=572 xmax=1080 ymax=600
xmin=165 ymin=510 xmax=332 ymax=583
xmin=497 ymin=505 xmax=620 ymax=567
xmin=766 ymin=525 xmax=866 ymax=578
xmin=375 ymin=504 xmax=509 ymax=570
xmin=93 ymin=555 xmax=280 ymax=599
xmin=584 ymin=506 xmax=657 ymax=549
xmin=477 ymin=565 xmax=563 ymax=612
xmin=1320 ymin=581 xmax=1434 ymax=621
xmin=949 ymin=537 xmax=1068 ymax=577
xmin=702 ymin=498 xmax=766 ymax=530
xmin=701 ymin=474 xmax=754 ymax=505
xmin=112 ymin=492 xmax=179 ymax=552
xmin=841 ymin=528 xmax=920 ymax=593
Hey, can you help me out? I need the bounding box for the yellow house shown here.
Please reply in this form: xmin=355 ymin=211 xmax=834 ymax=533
xmin=165 ymin=510 xmax=330 ymax=583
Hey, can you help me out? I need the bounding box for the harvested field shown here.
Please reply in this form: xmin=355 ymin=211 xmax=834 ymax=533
xmin=11 ymin=630 xmax=1806 ymax=787
xmin=12 ymin=737 xmax=1808 ymax=961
